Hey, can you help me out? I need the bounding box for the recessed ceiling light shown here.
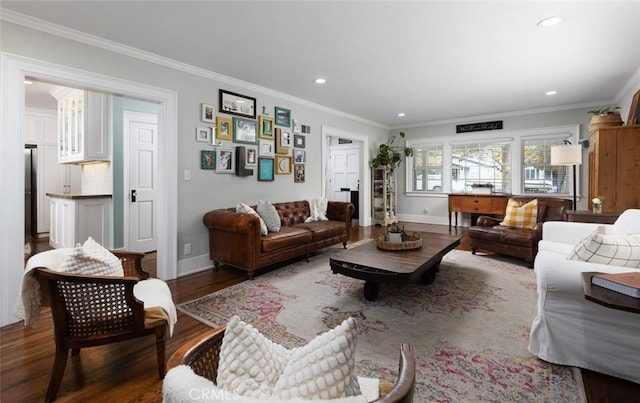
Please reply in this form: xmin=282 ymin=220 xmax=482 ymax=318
xmin=24 ymin=80 xmax=33 ymax=85
xmin=314 ymin=78 xmax=326 ymax=84
xmin=397 ymin=113 xmax=406 ymax=117
xmin=537 ymin=16 xmax=562 ymax=27
xmin=545 ymin=90 xmax=557 ymax=96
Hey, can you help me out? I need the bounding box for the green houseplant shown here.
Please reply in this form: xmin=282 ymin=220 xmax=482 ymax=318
xmin=371 ymin=131 xmax=414 ymax=171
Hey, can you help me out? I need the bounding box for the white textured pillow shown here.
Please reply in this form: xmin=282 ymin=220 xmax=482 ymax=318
xmin=257 ymin=200 xmax=281 ymax=232
xmin=57 ymin=237 xmax=123 ymax=276
xmin=236 ymin=203 xmax=268 ymax=236
xmin=216 ymin=316 xmax=361 ymax=400
xmin=217 ymin=316 xmax=291 ymax=398
xmin=273 ymin=317 xmax=361 ymax=400
xmin=568 ymin=226 xmax=640 ymax=268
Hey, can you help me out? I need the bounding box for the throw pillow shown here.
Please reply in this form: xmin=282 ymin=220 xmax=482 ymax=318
xmin=273 ymin=317 xmax=361 ymax=400
xmin=568 ymin=225 xmax=640 ymax=268
xmin=216 ymin=316 xmax=361 ymax=400
xmin=304 ymin=197 xmax=329 ymax=223
xmin=257 ymin=201 xmax=281 ymax=232
xmin=499 ymin=198 xmax=538 ymax=229
xmin=236 ymin=203 xmax=268 ymax=236
xmin=57 ymin=237 xmax=123 ymax=276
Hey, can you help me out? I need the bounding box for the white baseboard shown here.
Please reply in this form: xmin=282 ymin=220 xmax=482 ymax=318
xmin=177 ymin=253 xmax=214 ymax=277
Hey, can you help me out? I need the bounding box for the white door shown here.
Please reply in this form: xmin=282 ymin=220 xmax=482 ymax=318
xmin=329 ymin=144 xmax=359 ymax=201
xmin=124 ymin=112 xmax=158 ymax=253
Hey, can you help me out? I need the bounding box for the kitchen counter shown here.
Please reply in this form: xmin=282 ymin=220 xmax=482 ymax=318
xmin=47 ymin=193 xmax=112 ymax=200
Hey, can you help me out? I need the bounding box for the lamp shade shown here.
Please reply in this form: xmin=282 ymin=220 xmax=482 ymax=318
xmin=550 ymin=144 xmax=582 ymax=166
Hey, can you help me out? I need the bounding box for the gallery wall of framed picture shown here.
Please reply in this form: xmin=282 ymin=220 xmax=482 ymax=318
xmin=197 ymin=89 xmax=309 ymax=183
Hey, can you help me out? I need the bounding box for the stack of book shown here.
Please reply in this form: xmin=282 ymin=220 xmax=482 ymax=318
xmin=591 ymin=272 xmax=640 ymax=298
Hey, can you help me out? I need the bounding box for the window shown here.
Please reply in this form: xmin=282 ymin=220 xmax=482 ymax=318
xmin=451 ymin=142 xmax=511 ymax=193
xmin=411 ymin=145 xmax=443 ymax=192
xmin=522 ymin=137 xmax=573 ymax=195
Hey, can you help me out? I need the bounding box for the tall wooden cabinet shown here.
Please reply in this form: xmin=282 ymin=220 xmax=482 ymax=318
xmin=588 ymin=126 xmax=640 ymax=213
xmin=372 ymin=166 xmax=397 ymax=226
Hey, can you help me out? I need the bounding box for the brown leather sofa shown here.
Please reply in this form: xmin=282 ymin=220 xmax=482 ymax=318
xmin=203 ymin=200 xmax=354 ymax=279
xmin=467 ymin=196 xmax=573 ymax=267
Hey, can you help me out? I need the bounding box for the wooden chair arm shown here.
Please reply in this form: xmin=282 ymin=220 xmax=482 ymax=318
xmin=35 ymin=268 xmax=147 ymax=331
xmin=111 ymin=250 xmax=149 ymax=280
xmin=476 ymin=215 xmax=502 ymax=227
xmin=167 ymin=326 xmax=226 ymax=381
xmin=371 ymin=344 xmax=415 ymax=403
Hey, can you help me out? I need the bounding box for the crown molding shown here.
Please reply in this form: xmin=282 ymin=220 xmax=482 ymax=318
xmin=615 ymin=66 xmax=640 ymax=101
xmin=1 ymin=8 xmax=387 ymax=129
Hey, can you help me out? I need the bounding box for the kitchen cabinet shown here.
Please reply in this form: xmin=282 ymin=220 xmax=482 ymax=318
xmin=588 ymin=126 xmax=640 ymax=213
xmin=49 ymin=195 xmax=112 ymax=249
xmin=24 ymin=110 xmax=57 ymax=145
xmin=50 ymin=87 xmax=109 ymax=164
xmin=371 ymin=166 xmax=397 ymax=226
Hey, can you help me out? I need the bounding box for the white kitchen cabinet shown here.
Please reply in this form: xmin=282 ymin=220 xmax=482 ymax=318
xmin=49 ymin=196 xmax=111 ymax=249
xmin=24 ymin=110 xmax=57 ymax=145
xmin=37 ymin=146 xmax=81 ymax=234
xmin=50 ymin=87 xmax=109 ymax=164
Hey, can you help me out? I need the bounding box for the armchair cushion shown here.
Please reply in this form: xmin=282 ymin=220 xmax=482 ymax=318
xmin=58 ymin=237 xmax=123 ymax=276
xmin=568 ymin=225 xmax=640 ymax=268
xmin=500 ymin=198 xmax=538 ymax=229
xmin=216 ymin=316 xmax=361 ymax=400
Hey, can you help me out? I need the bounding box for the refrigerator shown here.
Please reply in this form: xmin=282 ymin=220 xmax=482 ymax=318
xmin=24 ymin=145 xmax=37 ymax=239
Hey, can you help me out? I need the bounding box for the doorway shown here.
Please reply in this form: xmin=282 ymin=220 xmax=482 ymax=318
xmin=1 ymin=54 xmax=178 ymax=327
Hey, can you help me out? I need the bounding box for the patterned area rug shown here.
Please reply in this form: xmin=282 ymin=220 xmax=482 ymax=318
xmin=179 ymin=244 xmax=584 ymax=402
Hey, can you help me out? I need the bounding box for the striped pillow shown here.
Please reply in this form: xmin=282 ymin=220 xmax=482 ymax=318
xmin=499 ymin=198 xmax=538 ymax=229
xmin=568 ymin=225 xmax=640 ymax=268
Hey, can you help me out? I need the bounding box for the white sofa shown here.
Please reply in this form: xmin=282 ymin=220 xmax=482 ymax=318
xmin=528 ymin=209 xmax=640 ymax=384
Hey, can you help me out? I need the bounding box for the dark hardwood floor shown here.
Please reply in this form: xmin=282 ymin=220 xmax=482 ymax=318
xmin=2 ymin=224 xmax=638 ymax=402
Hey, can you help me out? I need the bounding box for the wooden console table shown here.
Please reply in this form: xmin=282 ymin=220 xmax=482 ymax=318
xmin=566 ymin=210 xmax=619 ymax=224
xmin=448 ymin=194 xmax=509 ymax=228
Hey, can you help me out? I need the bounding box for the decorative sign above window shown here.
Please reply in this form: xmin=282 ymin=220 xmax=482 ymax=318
xmin=456 ymin=120 xmax=503 ymax=133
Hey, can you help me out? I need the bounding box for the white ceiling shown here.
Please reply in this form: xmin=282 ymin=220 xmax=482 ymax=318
xmin=6 ymin=1 xmax=640 ymax=127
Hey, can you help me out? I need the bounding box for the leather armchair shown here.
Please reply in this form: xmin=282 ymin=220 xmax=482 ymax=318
xmin=468 ymin=196 xmax=573 ymax=267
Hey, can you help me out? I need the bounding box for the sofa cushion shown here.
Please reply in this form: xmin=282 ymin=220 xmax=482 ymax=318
xmin=261 ymin=227 xmax=313 ymax=253
xmin=237 ymin=203 xmax=268 ymax=235
xmin=294 ymin=221 xmax=346 ymax=241
xmin=568 ymin=225 xmax=640 ymax=268
xmin=257 ymin=201 xmax=281 ymax=233
xmin=500 ymin=198 xmax=538 ymax=229
xmin=613 ymin=209 xmax=640 ymax=234
xmin=468 ymin=225 xmax=537 ymax=247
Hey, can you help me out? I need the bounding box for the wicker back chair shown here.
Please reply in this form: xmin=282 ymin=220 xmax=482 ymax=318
xmin=167 ymin=326 xmax=415 ymax=403
xmin=34 ymin=251 xmax=167 ymax=402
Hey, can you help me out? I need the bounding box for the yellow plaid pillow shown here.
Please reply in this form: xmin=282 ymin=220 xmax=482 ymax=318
xmin=500 ymin=198 xmax=538 ymax=229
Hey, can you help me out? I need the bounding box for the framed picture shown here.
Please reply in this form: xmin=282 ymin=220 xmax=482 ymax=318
xmin=216 ymin=148 xmax=235 ymax=173
xmin=216 ymin=117 xmax=232 ymax=140
xmin=276 ymin=128 xmax=292 ymax=154
xmin=292 ymin=118 xmax=301 ymax=133
xmin=274 ymin=106 xmax=291 ymax=127
xmin=196 ymin=127 xmax=212 ymax=143
xmin=275 ymin=155 xmax=293 ymax=174
xmin=258 ymin=157 xmax=274 ymax=181
xmin=293 ymin=134 xmax=305 ymax=148
xmin=200 ymin=150 xmax=215 ymax=170
xmin=628 ymin=89 xmax=640 ymax=125
xmin=219 ymin=89 xmax=256 ymax=118
xmin=201 ymin=103 xmax=215 ymax=123
xmin=294 ymin=149 xmax=306 ymax=164
xmin=259 ymin=115 xmax=274 ymax=139
xmin=233 ymin=117 xmax=258 ymax=145
xmin=259 ymin=139 xmax=274 ymax=157
xmin=246 ymin=147 xmax=257 ymax=166
xmin=294 ymin=164 xmax=305 ymax=183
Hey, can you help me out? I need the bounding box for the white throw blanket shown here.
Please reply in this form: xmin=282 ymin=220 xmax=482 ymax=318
xmin=15 ymin=248 xmax=177 ymax=336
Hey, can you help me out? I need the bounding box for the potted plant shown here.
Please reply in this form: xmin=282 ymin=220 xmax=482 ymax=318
xmin=371 ymin=131 xmax=414 ymax=171
xmin=469 ymin=183 xmax=494 ymax=194
xmin=588 ymin=106 xmax=623 ymax=133
xmin=387 ymin=222 xmax=405 ymax=243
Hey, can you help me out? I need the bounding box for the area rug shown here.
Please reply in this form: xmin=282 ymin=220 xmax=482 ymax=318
xmin=178 ymin=243 xmax=583 ymax=402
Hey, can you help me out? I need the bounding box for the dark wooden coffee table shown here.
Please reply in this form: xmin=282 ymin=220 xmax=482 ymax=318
xmin=330 ymin=231 xmax=461 ymax=301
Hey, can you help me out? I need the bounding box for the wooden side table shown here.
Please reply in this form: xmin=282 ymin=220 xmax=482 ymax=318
xmin=566 ymin=210 xmax=619 ymax=224
xmin=581 ymin=272 xmax=640 ymax=314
